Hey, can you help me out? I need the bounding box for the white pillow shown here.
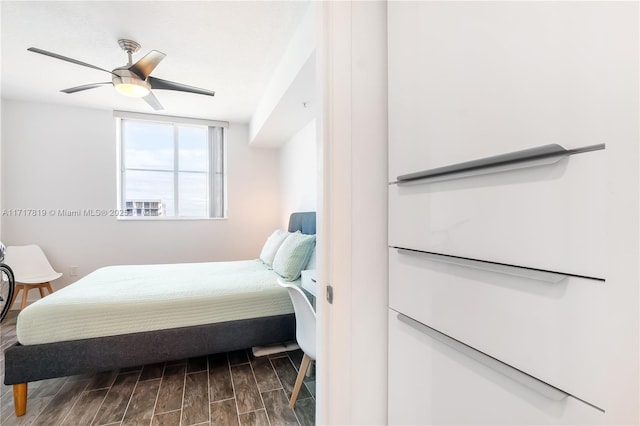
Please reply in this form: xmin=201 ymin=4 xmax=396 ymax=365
xmin=273 ymin=232 xmax=316 ymax=281
xmin=259 ymin=229 xmax=289 ymax=267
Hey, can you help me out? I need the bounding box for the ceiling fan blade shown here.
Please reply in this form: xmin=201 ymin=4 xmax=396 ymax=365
xmin=61 ymin=82 xmax=112 ymax=94
xmin=28 ymin=47 xmax=114 ymax=75
xmin=128 ymin=50 xmax=166 ymax=79
xmin=143 ymin=91 xmax=164 ymax=111
xmin=148 ymin=76 xmax=215 ymax=97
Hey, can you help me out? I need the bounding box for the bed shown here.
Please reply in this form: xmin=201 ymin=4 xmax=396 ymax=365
xmin=4 ymin=211 xmax=316 ymax=416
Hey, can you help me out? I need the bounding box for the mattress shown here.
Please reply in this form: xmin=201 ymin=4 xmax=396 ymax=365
xmin=17 ymin=260 xmax=295 ymax=345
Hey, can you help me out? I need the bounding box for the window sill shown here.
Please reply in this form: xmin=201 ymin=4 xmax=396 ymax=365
xmin=117 ymin=216 xmax=228 ymax=221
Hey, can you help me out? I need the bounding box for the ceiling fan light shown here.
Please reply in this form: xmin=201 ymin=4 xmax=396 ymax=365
xmin=113 ymin=76 xmax=150 ymax=98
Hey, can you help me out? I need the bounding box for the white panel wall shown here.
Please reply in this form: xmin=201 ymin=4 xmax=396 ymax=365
xmin=278 ymin=119 xmax=317 ymax=229
xmin=1 ymin=100 xmax=281 ymax=294
xmin=0 ymin=101 xmax=3 ymax=241
xmin=385 ymin=2 xmax=638 ymax=424
xmin=319 ymin=1 xmax=388 ymax=424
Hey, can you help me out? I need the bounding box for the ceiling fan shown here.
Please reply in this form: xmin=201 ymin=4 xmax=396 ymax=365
xmin=27 ymin=39 xmax=215 ymax=111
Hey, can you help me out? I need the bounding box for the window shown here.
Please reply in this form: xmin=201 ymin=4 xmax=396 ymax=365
xmin=116 ymin=112 xmax=226 ymax=219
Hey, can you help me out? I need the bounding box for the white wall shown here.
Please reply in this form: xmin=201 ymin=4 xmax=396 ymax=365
xmin=1 ymin=99 xmax=281 ymax=293
xmin=250 ymin=3 xmax=316 ymax=146
xmin=278 ymin=119 xmax=317 ymax=228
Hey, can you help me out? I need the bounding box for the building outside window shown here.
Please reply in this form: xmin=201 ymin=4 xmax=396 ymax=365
xmin=125 ymin=200 xmax=164 ymax=217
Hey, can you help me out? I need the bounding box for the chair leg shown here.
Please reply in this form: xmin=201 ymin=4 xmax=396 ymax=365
xmin=13 ymin=283 xmax=54 ymax=310
xmin=289 ymin=354 xmax=312 ymax=409
xmin=20 ymin=286 xmax=29 ymax=310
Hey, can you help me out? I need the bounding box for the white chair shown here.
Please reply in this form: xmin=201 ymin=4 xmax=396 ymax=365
xmin=4 ymin=245 xmax=62 ymax=310
xmin=278 ymin=279 xmax=316 ymax=408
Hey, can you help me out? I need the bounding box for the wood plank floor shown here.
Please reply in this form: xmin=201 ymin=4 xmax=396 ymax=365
xmin=0 ymin=311 xmax=315 ymax=426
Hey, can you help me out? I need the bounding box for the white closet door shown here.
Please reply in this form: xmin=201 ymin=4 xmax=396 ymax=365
xmin=389 ymin=149 xmax=606 ymax=279
xmin=389 ymin=248 xmax=606 ymax=409
xmin=388 ymin=2 xmax=633 ymax=182
xmin=387 ymin=1 xmax=638 ymax=424
xmin=388 ymin=310 xmax=605 ymax=425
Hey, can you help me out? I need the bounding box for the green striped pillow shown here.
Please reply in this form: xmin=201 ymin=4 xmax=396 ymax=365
xmin=272 ymin=232 xmax=316 ymax=281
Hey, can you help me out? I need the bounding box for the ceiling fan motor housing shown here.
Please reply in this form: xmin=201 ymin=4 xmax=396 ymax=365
xmin=112 ymin=68 xmax=150 ymax=97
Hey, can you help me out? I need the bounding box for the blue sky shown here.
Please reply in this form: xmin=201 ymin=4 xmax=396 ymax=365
xmin=123 ymin=121 xmax=208 ymax=217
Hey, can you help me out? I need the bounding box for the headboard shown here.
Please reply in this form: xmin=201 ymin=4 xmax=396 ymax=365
xmin=288 ymin=212 xmax=316 ymax=235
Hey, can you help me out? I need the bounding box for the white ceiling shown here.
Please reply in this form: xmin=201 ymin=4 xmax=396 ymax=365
xmin=0 ymin=1 xmax=311 ymax=123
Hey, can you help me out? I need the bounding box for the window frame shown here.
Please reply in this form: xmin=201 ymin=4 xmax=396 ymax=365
xmin=115 ymin=111 xmax=228 ymax=220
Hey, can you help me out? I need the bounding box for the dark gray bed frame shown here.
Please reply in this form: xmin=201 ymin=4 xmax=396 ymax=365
xmin=4 ymin=212 xmax=316 ymax=416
